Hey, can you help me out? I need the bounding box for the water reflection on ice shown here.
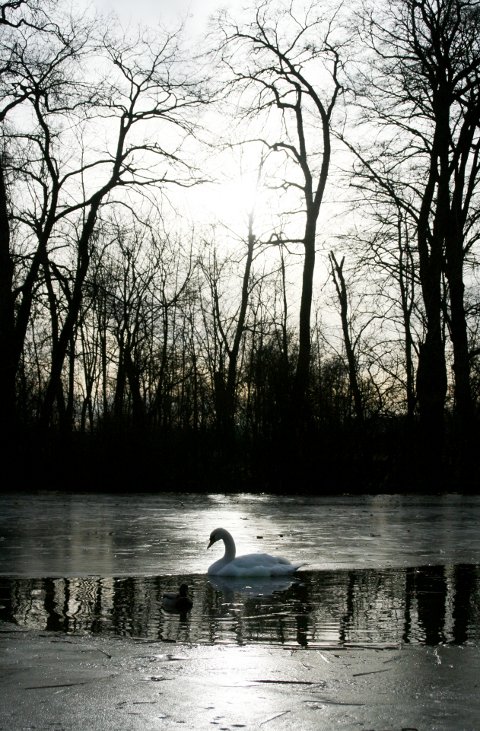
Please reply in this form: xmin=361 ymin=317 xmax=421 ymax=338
xmin=208 ymin=575 xmax=296 ymax=599
xmin=1 ymin=491 xmax=480 ymax=649
xmin=1 ymin=564 xmax=479 ymax=648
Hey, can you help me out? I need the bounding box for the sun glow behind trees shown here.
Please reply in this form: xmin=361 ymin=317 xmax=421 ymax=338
xmin=41 ymin=1 xmax=383 ymax=415
xmin=2 ymin=0 xmax=480 ymax=493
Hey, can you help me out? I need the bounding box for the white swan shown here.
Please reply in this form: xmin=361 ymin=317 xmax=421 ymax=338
xmin=161 ymin=583 xmax=193 ymax=613
xmin=207 ymin=527 xmax=304 ymax=577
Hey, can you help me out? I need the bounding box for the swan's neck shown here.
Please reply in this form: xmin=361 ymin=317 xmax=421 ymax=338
xmin=222 ymin=531 xmax=236 ymax=563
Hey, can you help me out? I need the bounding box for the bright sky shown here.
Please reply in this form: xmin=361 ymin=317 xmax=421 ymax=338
xmin=85 ymin=0 xmax=345 ymax=257
xmin=90 ymin=0 xmax=234 ymax=36
xmin=84 ymin=0 xmax=256 ymax=231
xmin=74 ymin=0 xmax=343 ymax=327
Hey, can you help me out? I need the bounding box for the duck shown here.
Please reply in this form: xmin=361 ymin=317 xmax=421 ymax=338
xmin=207 ymin=527 xmax=305 ymax=577
xmin=161 ymin=583 xmax=193 ymax=613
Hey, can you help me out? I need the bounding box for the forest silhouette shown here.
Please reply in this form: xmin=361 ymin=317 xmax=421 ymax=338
xmin=1 ymin=0 xmax=480 ymax=493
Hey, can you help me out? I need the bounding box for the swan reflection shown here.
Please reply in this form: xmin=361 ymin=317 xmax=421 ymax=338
xmin=2 ymin=565 xmax=479 ymax=647
xmin=208 ymin=574 xmax=297 ymax=600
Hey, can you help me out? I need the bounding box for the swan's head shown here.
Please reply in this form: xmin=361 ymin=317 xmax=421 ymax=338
xmin=208 ymin=528 xmax=221 ymax=549
xmin=208 ymin=527 xmax=230 ymax=549
xmin=178 ymin=583 xmax=189 ymax=597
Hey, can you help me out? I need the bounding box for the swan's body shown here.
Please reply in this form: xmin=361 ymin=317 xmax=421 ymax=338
xmin=207 ymin=527 xmax=304 ymax=577
xmin=162 ymin=583 xmax=193 ymax=612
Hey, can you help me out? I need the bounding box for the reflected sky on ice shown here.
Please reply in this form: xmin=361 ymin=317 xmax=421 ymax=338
xmin=0 ymin=492 xmax=479 ymax=577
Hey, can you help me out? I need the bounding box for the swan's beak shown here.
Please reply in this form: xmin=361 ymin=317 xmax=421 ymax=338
xmin=207 ymin=538 xmax=213 ymax=549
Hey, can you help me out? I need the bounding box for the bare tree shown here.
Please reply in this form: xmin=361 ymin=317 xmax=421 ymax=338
xmin=1 ymin=7 xmax=207 ymax=429
xmin=213 ymin=0 xmax=346 ymax=423
xmin=346 ymin=0 xmax=480 ymax=454
xmin=336 ymin=195 xmax=421 ymax=421
xmin=0 ymin=0 xmax=59 ymax=431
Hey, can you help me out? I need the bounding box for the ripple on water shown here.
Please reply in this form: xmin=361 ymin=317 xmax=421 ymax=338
xmin=1 ymin=564 xmax=479 ymax=649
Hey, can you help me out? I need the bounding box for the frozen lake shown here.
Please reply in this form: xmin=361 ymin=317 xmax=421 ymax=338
xmin=1 ymin=492 xmax=479 ymax=648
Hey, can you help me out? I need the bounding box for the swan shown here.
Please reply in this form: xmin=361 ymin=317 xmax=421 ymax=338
xmin=207 ymin=527 xmax=304 ymax=577
xmin=161 ymin=583 xmax=193 ymax=613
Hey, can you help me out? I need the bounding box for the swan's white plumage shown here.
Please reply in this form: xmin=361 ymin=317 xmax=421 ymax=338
xmin=207 ymin=527 xmax=304 ymax=577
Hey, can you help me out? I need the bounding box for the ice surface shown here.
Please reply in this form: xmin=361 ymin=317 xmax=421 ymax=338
xmin=1 ymin=492 xmax=479 ymax=577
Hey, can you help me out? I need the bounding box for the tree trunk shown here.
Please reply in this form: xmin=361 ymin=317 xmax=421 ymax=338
xmin=397 ymin=216 xmax=416 ymax=421
xmin=0 ymin=157 xmax=16 ymax=431
xmin=293 ymin=223 xmax=316 ymax=411
xmin=224 ymin=212 xmax=255 ymax=435
xmin=40 ymin=200 xmax=100 ymax=428
xmin=330 ymin=253 xmax=364 ymax=421
xmin=447 ymin=252 xmax=473 ymax=425
xmin=415 ymin=107 xmax=448 ymax=458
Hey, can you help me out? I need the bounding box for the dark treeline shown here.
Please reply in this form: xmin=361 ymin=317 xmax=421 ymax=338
xmin=1 ymin=0 xmax=480 ymax=494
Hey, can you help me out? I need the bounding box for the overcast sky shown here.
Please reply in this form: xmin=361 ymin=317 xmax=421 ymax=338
xmin=89 ymin=0 xmax=235 ymax=36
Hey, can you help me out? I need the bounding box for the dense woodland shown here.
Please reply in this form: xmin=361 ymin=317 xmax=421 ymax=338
xmin=1 ymin=0 xmax=480 ymax=493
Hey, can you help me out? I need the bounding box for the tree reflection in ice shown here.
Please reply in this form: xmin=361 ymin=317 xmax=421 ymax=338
xmin=1 ymin=564 xmax=479 ymax=648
